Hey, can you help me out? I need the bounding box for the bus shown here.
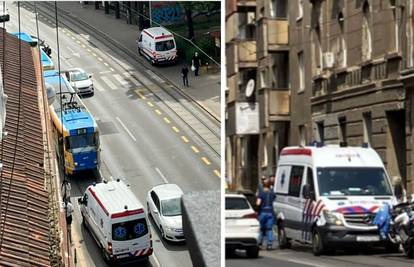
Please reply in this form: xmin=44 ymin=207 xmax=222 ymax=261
xmin=44 ymin=70 xmax=100 ymax=175
xmin=12 ymin=32 xmax=54 ymax=70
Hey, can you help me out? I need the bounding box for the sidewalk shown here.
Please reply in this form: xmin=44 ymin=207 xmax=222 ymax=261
xmin=59 ymin=2 xmax=221 ymax=120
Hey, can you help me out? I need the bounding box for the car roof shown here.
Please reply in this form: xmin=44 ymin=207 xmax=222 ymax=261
xmin=152 ymin=183 xmax=183 ymax=200
xmin=88 ymin=180 xmax=144 ymax=216
xmin=142 ymin=27 xmax=174 ymax=40
xmin=225 ymin=193 xmax=247 ymax=199
xmin=66 ymin=68 xmax=85 ymax=73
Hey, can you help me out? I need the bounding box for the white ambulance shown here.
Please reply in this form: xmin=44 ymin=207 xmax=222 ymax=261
xmin=78 ymin=179 xmax=152 ymax=263
xmin=137 ymin=27 xmax=178 ymax=65
xmin=273 ymin=144 xmax=398 ymax=255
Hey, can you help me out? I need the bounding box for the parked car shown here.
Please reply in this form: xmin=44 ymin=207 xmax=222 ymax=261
xmin=136 ymin=27 xmax=178 ymax=65
xmin=225 ymin=193 xmax=260 ymax=258
xmin=64 ymin=68 xmax=94 ymax=96
xmin=78 ymin=179 xmax=152 ymax=264
xmin=273 ymin=144 xmax=398 ymax=256
xmin=146 ymin=183 xmax=184 ymax=242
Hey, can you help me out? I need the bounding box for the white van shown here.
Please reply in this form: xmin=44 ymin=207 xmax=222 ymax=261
xmin=78 ymin=179 xmax=152 ymax=263
xmin=137 ymin=27 xmax=178 ymax=65
xmin=273 ymin=144 xmax=398 ymax=255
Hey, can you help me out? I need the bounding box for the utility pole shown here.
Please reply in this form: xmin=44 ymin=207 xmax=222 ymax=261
xmin=149 ymin=1 xmax=152 ymax=27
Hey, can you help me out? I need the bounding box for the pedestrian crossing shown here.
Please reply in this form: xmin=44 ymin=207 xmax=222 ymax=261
xmin=90 ymin=71 xmax=159 ymax=92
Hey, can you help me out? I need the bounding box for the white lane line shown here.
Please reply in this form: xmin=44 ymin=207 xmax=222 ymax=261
xmin=116 ymin=117 xmax=137 ymax=142
xmin=145 ymin=69 xmax=164 ymax=83
xmin=92 ymin=79 xmax=105 ymax=92
xmin=150 ymin=252 xmax=161 ymax=267
xmin=99 ymin=70 xmax=112 ymax=74
xmin=155 ymin=167 xmax=168 ymax=184
xmin=100 ymin=76 xmax=118 ymax=90
xmin=132 ymin=71 xmax=153 ymax=85
xmin=123 ymin=72 xmax=142 ymax=87
xmin=113 ymin=73 xmax=129 ymax=85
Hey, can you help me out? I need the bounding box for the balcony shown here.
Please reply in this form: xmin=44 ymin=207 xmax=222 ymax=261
xmin=239 ymin=41 xmax=257 ymax=68
xmin=268 ymin=19 xmax=288 ymax=49
xmin=269 ymin=89 xmax=290 ymax=119
xmin=237 ymin=0 xmax=256 ymax=7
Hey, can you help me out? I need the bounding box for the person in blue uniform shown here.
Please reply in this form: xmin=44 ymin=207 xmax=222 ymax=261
xmin=256 ymin=180 xmax=276 ymax=250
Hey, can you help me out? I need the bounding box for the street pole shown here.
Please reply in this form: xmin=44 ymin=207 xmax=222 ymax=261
xmin=149 ymin=1 xmax=152 ymax=27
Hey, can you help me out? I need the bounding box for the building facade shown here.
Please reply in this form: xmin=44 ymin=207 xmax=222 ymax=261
xmin=289 ymin=0 xmax=414 ymax=193
xmin=226 ymin=0 xmax=289 ymax=192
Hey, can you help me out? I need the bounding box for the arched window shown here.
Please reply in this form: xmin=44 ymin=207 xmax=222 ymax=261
xmin=361 ymin=1 xmax=372 ymax=61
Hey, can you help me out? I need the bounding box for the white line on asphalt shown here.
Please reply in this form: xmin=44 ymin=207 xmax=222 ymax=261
xmin=150 ymin=252 xmax=161 ymax=267
xmin=113 ymin=73 xmax=129 ymax=85
xmin=116 ymin=117 xmax=137 ymax=142
xmin=123 ymin=72 xmax=142 ymax=87
xmin=99 ymin=70 xmax=112 ymax=74
xmin=100 ymin=76 xmax=118 ymax=90
xmin=92 ymin=79 xmax=105 ymax=92
xmin=145 ymin=69 xmax=165 ymax=83
xmin=155 ymin=167 xmax=168 ymax=184
xmin=131 ymin=71 xmax=153 ymax=86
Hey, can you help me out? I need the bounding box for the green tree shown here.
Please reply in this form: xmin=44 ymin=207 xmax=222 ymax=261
xmin=179 ymin=2 xmax=220 ymax=42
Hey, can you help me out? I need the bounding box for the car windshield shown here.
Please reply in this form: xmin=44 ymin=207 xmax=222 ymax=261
xmin=155 ymin=40 xmax=175 ymax=51
xmin=161 ymin=198 xmax=181 ymax=217
xmin=317 ymin=167 xmax=392 ymax=196
xmin=112 ymin=218 xmax=148 ymax=241
xmin=225 ymin=197 xmax=250 ymax=210
xmin=65 ymin=133 xmax=98 ymax=150
xmin=70 ymin=71 xmax=88 ymax=82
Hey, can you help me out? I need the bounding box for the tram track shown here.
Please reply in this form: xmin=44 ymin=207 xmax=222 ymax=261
xmin=27 ymin=2 xmax=221 ymax=158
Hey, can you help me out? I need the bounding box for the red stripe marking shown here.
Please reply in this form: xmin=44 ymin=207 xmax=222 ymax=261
xmin=369 ymin=205 xmax=379 ymax=212
xmin=111 ymin=208 xmax=144 ymax=219
xmin=143 ymin=30 xmax=153 ymax=38
xmin=155 ymin=34 xmax=173 ymax=40
xmin=88 ymin=187 xmax=109 ymax=216
xmin=316 ymin=203 xmax=325 ymax=216
xmin=281 ymin=148 xmax=312 ymax=156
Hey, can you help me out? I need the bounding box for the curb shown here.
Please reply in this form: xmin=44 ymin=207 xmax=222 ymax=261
xmin=59 ymin=4 xmax=221 ymax=123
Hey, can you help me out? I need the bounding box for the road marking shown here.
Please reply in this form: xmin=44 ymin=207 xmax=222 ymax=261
xmin=100 ymin=76 xmax=118 ymax=90
xmin=172 ymin=126 xmax=180 ymax=133
xmin=66 ymin=46 xmax=80 ymax=58
xmin=98 ymin=57 xmax=103 ymax=62
xmin=181 ymin=136 xmax=189 ymax=143
xmin=214 ymin=170 xmax=221 ymax=178
xmin=135 ymin=90 xmax=146 ymax=99
xmin=145 ymin=69 xmax=165 ymax=83
xmin=191 ymin=146 xmax=199 ymax=153
xmin=147 ymin=101 xmax=154 ymax=107
xmin=76 ymin=40 xmax=81 ymax=44
xmin=86 ymin=48 xmax=91 ymax=52
xmin=155 ymin=109 xmax=162 ymax=115
xmin=62 ymin=29 xmax=66 ymax=33
xmin=116 ymin=117 xmax=136 ymax=142
xmin=132 ymin=71 xmax=153 ymax=85
xmin=92 ymin=52 xmax=97 ymax=57
xmin=123 ymin=72 xmax=142 ymax=87
xmin=110 ymin=67 xmax=115 ymax=72
xmin=155 ymin=167 xmax=168 ymax=184
xmin=92 ymin=79 xmax=105 ymax=92
xmin=113 ymin=73 xmax=128 ymax=85
xmin=201 ymin=157 xmax=211 ymax=165
xmin=81 ymin=44 xmax=86 ymax=48
xmin=99 ymin=70 xmax=112 ymax=74
xmin=150 ymin=252 xmax=161 ymax=267
xmin=163 ymin=117 xmax=170 ymax=124
xmin=71 ymin=36 xmax=76 ymax=40
xmin=103 ymin=62 xmax=109 ymax=67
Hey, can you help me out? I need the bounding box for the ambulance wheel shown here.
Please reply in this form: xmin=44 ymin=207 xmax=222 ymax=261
xmin=81 ymin=215 xmax=87 ymax=229
xmin=277 ymin=225 xmax=291 ymax=249
xmin=102 ymin=246 xmax=111 ymax=263
xmin=312 ymin=229 xmax=325 ymax=256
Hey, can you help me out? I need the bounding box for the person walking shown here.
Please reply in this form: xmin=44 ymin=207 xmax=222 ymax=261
xmin=192 ymin=52 xmax=201 ymax=76
xmin=392 ymin=175 xmax=407 ymax=203
xmin=181 ymin=65 xmax=189 ymax=87
xmin=256 ymin=180 xmax=276 ymax=250
xmin=61 ymin=180 xmax=71 ymax=202
xmin=65 ymin=198 xmax=74 ymax=242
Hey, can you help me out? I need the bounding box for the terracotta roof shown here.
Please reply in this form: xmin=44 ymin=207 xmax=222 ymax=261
xmin=0 ymin=28 xmax=51 ymax=266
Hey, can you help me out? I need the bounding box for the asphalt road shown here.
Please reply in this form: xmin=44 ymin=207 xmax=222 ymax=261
xmin=6 ymin=3 xmax=220 ymax=267
xmin=226 ymin=243 xmax=414 ymax=267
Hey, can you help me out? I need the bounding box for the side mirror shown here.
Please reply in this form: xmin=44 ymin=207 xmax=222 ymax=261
xmin=78 ymin=197 xmax=83 ymax=205
xmin=302 ymin=184 xmax=311 ymax=199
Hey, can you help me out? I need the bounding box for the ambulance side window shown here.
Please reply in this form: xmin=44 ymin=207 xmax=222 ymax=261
xmin=288 ymin=165 xmax=304 ymax=197
xmin=307 ymin=167 xmax=316 ymax=201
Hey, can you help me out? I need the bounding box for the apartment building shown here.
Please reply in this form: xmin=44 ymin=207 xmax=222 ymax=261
xmin=225 ymin=0 xmax=289 ymax=192
xmin=289 ymin=0 xmax=414 ymax=193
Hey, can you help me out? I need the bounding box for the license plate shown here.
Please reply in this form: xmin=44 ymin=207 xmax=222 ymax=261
xmin=116 ymin=254 xmax=130 ymax=259
xmin=356 ymin=235 xmax=379 ymax=242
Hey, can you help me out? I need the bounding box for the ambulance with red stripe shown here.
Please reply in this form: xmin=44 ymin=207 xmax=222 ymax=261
xmin=137 ymin=27 xmax=178 ymax=65
xmin=78 ymin=179 xmax=153 ymax=263
xmin=273 ymin=144 xmax=398 ymax=255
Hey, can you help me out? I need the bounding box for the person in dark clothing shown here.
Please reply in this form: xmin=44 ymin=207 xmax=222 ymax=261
xmin=181 ymin=65 xmax=189 ymax=87
xmin=256 ymin=180 xmax=276 ymax=250
xmin=192 ymin=52 xmax=201 ymax=76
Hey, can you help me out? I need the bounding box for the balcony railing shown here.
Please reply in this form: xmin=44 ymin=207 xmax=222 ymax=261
xmin=268 ymin=19 xmax=288 ymax=46
xmin=269 ymin=89 xmax=289 ymax=116
xmin=238 ymin=41 xmax=257 ymax=66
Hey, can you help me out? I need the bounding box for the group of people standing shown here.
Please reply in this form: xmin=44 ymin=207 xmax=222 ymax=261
xmin=256 ymin=175 xmax=276 ymax=250
xmin=181 ymin=52 xmax=202 ymax=87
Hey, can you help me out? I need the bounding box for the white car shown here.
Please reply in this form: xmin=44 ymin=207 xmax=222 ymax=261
xmin=146 ymin=183 xmax=184 ymax=242
xmin=225 ymin=193 xmax=260 ymax=258
xmin=64 ymin=68 xmax=94 ymax=96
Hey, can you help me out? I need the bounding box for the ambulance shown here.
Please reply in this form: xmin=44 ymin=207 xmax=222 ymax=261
xmin=137 ymin=27 xmax=178 ymax=65
xmin=78 ymin=179 xmax=153 ymax=263
xmin=273 ymin=144 xmax=398 ymax=255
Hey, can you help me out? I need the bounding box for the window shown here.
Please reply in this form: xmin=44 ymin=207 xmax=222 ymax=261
xmin=339 ymin=117 xmax=347 ymax=143
xmin=306 ymin=167 xmax=316 ymax=200
xmin=299 ymin=125 xmax=306 ymax=146
xmin=65 ymin=133 xmax=98 ymax=150
xmin=407 ymin=1 xmax=414 ymax=67
xmin=112 ymin=218 xmax=149 ymax=241
xmin=161 ymin=198 xmax=182 ymax=217
xmin=238 ymin=12 xmax=256 ymax=40
xmin=151 ymin=191 xmax=160 ymax=210
xmin=362 ymin=1 xmax=372 ymax=61
xmin=155 ymin=40 xmax=175 ymax=51
xmin=298 ymin=51 xmax=305 ymax=91
xmin=271 ymin=52 xmax=289 ymax=89
xmin=313 ymin=25 xmax=322 ymax=72
xmin=363 ymin=112 xmax=372 ymax=145
xmin=288 ymin=166 xmax=304 ymax=197
xmin=270 ymin=0 xmax=288 ymax=19
xmin=297 ymin=0 xmax=303 ymax=20
xmin=225 ymin=197 xmax=250 ymax=210
xmin=317 ymin=121 xmax=324 ymax=143
xmin=337 ymin=12 xmax=347 ymax=68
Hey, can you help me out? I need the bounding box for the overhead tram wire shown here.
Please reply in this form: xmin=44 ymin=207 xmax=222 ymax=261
xmin=0 ymin=1 xmax=24 ymax=251
xmin=0 ymin=0 xmax=6 ymax=237
xmin=119 ymin=2 xmax=220 ymax=67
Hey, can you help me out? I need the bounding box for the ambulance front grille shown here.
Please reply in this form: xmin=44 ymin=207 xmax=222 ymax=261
xmin=343 ymin=213 xmax=375 ymax=226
